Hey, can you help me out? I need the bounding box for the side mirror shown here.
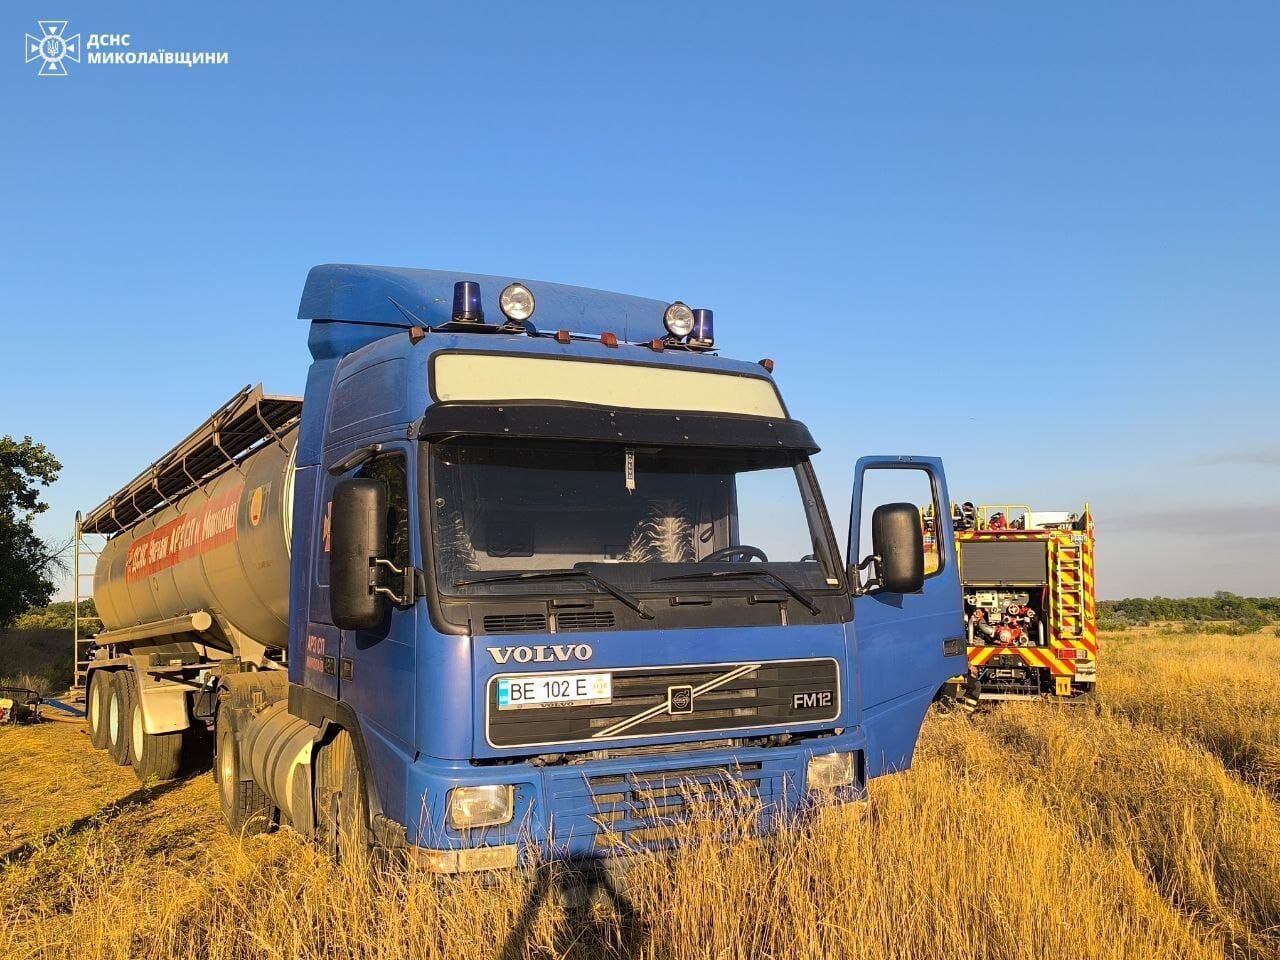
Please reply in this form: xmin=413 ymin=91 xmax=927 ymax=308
xmin=330 ymin=477 xmax=387 ymax=631
xmin=872 ymin=502 xmax=925 ymax=594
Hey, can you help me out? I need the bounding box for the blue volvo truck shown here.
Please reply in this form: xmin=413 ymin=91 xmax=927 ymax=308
xmin=79 ymin=264 xmax=965 ymax=871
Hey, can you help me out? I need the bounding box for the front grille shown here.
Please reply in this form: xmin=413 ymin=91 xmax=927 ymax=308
xmin=547 ymin=761 xmax=778 ymax=851
xmin=556 ymin=610 xmax=615 ymax=631
xmin=487 ymin=658 xmax=839 ymax=748
xmin=483 ymin=613 xmax=548 ymax=634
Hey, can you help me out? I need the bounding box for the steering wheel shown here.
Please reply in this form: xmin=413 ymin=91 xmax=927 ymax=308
xmin=700 ymin=545 xmax=769 ymax=563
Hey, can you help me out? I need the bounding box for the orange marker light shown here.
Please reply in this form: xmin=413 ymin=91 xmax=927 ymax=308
xmin=601 ymin=332 xmax=618 ymax=348
xmin=759 ymin=358 xmax=775 ymax=373
xmin=555 ymin=330 xmax=572 ymax=344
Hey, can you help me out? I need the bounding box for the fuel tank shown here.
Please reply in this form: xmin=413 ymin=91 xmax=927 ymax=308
xmin=94 ymin=430 xmax=297 ymax=650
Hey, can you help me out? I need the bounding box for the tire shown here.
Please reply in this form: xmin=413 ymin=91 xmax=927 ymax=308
xmin=106 ymin=671 xmax=136 ymax=766
xmin=216 ymin=712 xmax=276 ymax=837
xmin=86 ymin=671 xmax=111 ymax=750
xmin=130 ymin=693 xmax=183 ymax=782
xmin=314 ymin=728 xmax=372 ymax=862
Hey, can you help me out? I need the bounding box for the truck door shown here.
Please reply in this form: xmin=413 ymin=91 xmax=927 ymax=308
xmin=334 ymin=443 xmax=418 ymax=752
xmin=849 ymin=456 xmax=965 ymax=777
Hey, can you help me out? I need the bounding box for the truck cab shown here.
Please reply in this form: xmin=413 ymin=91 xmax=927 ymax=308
xmin=79 ymin=263 xmax=966 ymax=869
xmin=269 ymin=264 xmax=966 ymax=868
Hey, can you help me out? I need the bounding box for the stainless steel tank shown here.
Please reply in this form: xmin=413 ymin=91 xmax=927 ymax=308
xmin=94 ymin=431 xmax=298 ymax=650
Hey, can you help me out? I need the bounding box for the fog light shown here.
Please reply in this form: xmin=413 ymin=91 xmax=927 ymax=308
xmin=448 ymin=784 xmax=514 ymax=829
xmin=412 ymin=844 xmax=519 ymax=874
xmin=499 ymin=282 xmax=536 ymax=322
xmin=807 ymin=752 xmax=855 ymax=792
xmin=663 ymin=301 xmax=694 ymax=338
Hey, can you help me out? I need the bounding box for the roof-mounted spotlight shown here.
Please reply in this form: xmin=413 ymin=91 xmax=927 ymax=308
xmin=451 ymin=281 xmax=484 ymax=323
xmin=498 ymin=282 xmax=536 ymax=323
xmin=689 ymin=308 xmax=714 ymax=349
xmin=663 ymin=301 xmax=694 ymax=338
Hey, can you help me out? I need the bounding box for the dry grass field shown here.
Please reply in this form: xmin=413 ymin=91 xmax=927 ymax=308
xmin=2 ymin=629 xmax=1278 ymax=960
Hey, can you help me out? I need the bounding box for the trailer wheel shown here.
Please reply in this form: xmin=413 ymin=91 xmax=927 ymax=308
xmin=314 ymin=728 xmax=371 ymax=862
xmin=106 ymin=671 xmax=136 ymax=765
xmin=86 ymin=671 xmax=111 ymax=750
xmin=216 ymin=712 xmax=275 ymax=837
xmin=130 ymin=694 xmax=183 ymax=782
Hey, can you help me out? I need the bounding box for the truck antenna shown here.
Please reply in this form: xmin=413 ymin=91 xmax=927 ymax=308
xmin=387 ymin=296 xmax=429 ymax=329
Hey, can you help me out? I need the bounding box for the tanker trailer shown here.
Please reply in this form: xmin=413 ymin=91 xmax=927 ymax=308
xmin=81 ymin=384 xmax=301 ymax=780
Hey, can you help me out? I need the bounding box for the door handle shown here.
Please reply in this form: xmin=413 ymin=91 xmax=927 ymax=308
xmin=340 ymin=658 xmax=354 ymax=681
xmin=943 ymin=637 xmax=965 ymax=657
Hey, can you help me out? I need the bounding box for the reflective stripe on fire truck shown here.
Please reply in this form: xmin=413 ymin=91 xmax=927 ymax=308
xmin=1081 ymin=505 xmax=1098 ymax=655
xmin=967 ymin=645 xmax=1074 ymax=677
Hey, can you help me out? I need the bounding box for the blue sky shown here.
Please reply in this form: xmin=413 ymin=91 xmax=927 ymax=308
xmin=2 ymin=1 xmax=1277 ymax=598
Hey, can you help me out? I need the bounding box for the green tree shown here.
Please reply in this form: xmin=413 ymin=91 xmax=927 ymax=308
xmin=0 ymin=436 xmax=63 ymax=629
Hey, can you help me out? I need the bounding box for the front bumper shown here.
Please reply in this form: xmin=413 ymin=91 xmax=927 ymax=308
xmin=400 ymin=731 xmax=868 ymax=872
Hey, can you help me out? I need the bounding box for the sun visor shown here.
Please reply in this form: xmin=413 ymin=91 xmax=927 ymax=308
xmin=419 ymin=403 xmax=819 ymax=457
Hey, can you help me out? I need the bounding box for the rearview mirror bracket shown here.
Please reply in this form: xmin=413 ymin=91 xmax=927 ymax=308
xmin=370 ymin=558 xmax=425 ymax=608
xmin=850 ymin=554 xmax=883 ymax=597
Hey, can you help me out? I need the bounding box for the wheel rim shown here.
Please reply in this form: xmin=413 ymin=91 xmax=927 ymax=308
xmin=108 ymin=688 xmax=119 ymax=745
xmin=218 ymin=728 xmax=236 ymax=805
xmin=132 ymin=702 xmax=144 ymax=763
xmin=89 ymin=680 xmax=101 ymax=732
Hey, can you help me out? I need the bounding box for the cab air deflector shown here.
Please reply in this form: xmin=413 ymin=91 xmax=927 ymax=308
xmin=417 ymin=403 xmax=820 ymax=456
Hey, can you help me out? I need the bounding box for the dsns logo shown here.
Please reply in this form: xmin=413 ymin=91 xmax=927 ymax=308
xmin=25 ymin=21 xmax=80 ymax=76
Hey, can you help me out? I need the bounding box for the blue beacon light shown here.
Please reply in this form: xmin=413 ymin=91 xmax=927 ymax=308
xmin=452 ymin=281 xmax=484 ymax=322
xmin=689 ymin=308 xmax=714 ymax=348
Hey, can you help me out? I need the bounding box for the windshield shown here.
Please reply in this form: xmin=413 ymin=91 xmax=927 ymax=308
xmin=428 ymin=439 xmax=839 ymax=596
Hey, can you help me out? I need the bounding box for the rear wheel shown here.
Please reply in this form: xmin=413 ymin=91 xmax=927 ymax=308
xmin=86 ymin=671 xmax=111 ymax=749
xmin=130 ymin=695 xmax=183 ymax=782
xmin=314 ymin=729 xmax=371 ymax=862
xmin=106 ymin=671 xmax=136 ymax=765
xmin=216 ymin=712 xmax=276 ymax=836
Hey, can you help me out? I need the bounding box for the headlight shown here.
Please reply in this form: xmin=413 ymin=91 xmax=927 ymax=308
xmin=499 ymin=282 xmax=536 ymax=322
xmin=807 ymin=752 xmax=855 ymax=792
xmin=448 ymin=784 xmax=515 ymax=829
xmin=663 ymin=301 xmax=695 ymax=337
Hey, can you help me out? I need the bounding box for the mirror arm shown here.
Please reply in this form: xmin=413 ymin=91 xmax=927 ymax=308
xmin=370 ymin=557 xmax=424 ymax=608
xmin=851 ymin=554 xmax=882 ymax=597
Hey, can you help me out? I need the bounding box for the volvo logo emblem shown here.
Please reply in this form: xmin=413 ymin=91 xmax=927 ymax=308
xmin=487 ymin=643 xmax=593 ymax=665
xmin=668 ymin=685 xmax=694 ymax=714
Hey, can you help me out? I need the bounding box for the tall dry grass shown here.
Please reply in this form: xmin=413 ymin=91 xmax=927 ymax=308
xmin=2 ymin=629 xmax=1278 ymax=960
xmin=1102 ymin=630 xmax=1280 ymax=792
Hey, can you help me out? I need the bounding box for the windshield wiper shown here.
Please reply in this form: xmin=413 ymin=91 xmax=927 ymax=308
xmin=453 ymin=567 xmax=655 ymax=620
xmin=656 ymin=569 xmax=822 ymax=616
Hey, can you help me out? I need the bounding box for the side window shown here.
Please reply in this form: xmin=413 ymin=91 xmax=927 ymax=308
xmin=856 ymin=467 xmax=942 ymax=578
xmin=360 ymin=454 xmax=410 ymax=569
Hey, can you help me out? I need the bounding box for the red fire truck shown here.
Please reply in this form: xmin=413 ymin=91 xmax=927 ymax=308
xmin=931 ymin=503 xmax=1097 ymax=702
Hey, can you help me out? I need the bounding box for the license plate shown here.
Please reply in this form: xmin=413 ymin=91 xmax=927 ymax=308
xmin=496 ymin=672 xmax=612 ymax=710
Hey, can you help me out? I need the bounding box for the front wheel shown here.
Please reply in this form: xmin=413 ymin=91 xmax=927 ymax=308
xmin=314 ymin=729 xmax=372 ymax=862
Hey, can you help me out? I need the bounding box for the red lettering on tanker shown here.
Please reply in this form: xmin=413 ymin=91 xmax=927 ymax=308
xmin=124 ymin=485 xmax=244 ymax=582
